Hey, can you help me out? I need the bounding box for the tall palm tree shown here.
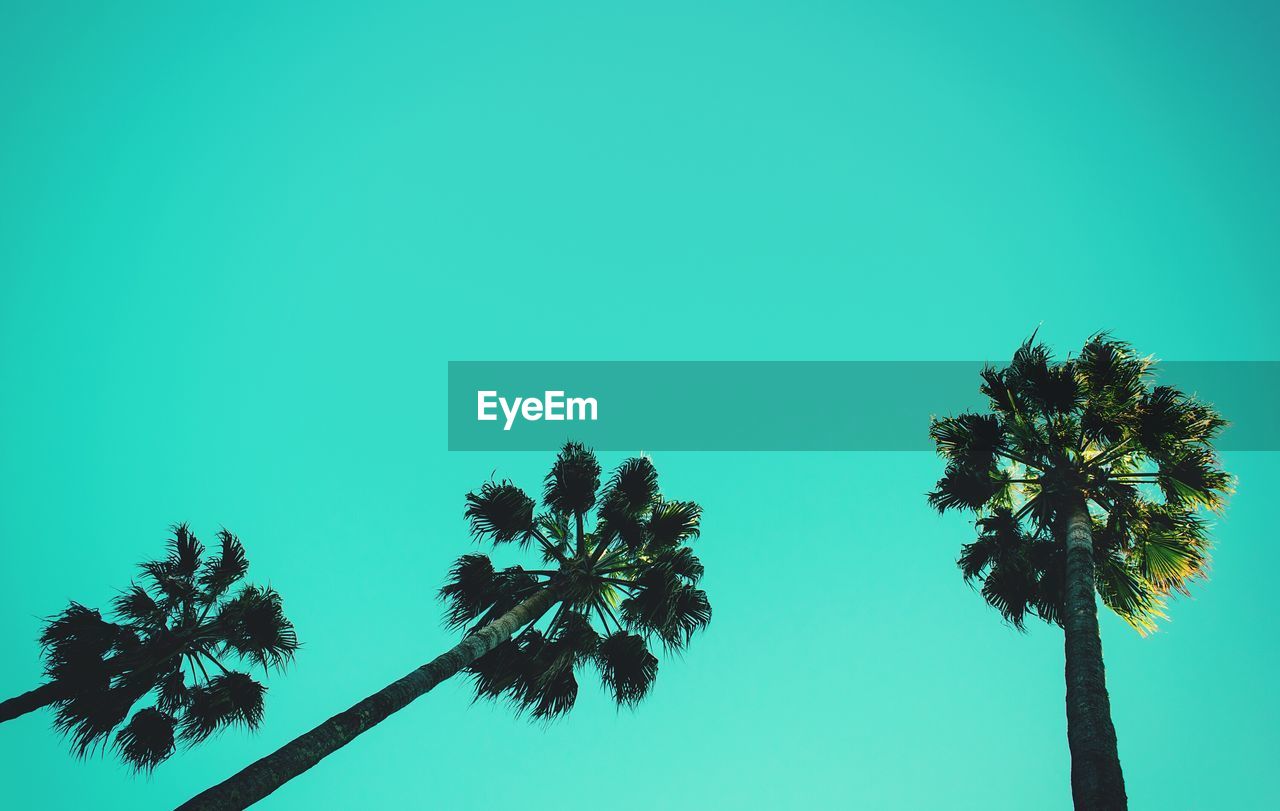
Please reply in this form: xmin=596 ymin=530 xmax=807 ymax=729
xmin=0 ymin=524 xmax=299 ymax=772
xmin=180 ymin=442 xmax=711 ymax=810
xmin=929 ymin=334 xmax=1231 ymax=811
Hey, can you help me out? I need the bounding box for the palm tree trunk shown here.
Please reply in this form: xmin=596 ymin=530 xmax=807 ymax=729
xmin=1062 ymin=502 xmax=1127 ymax=810
xmin=0 ymin=681 xmax=67 ymax=723
xmin=177 ymin=585 xmax=562 ymax=811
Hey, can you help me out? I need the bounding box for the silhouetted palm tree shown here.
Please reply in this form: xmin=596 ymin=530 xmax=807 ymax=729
xmin=929 ymin=334 xmax=1230 ymax=811
xmin=0 ymin=525 xmax=298 ymax=771
xmin=180 ymin=442 xmax=710 ymax=810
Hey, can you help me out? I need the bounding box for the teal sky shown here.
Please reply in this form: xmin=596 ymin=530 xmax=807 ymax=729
xmin=1 ymin=2 xmax=1277 ymax=808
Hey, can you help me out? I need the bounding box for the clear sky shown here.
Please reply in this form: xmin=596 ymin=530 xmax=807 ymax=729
xmin=1 ymin=2 xmax=1277 ymax=808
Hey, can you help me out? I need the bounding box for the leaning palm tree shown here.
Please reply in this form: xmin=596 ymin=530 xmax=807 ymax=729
xmin=0 ymin=524 xmax=299 ymax=772
xmin=180 ymin=442 xmax=711 ymax=810
xmin=929 ymin=334 xmax=1231 ymax=811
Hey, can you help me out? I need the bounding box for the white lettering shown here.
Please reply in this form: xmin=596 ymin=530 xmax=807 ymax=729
xmin=477 ymin=391 xmax=498 ymax=421
xmin=544 ymin=390 xmax=565 ymax=421
xmin=477 ymin=390 xmax=599 ymax=431
xmin=567 ymin=396 xmax=597 ymax=422
xmin=500 ymin=397 xmax=522 ymax=431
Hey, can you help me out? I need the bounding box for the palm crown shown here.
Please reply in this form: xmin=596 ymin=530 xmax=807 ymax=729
xmin=444 ymin=442 xmax=710 ymax=718
xmin=928 ymin=335 xmax=1232 ymax=633
xmin=42 ymin=525 xmax=298 ymax=770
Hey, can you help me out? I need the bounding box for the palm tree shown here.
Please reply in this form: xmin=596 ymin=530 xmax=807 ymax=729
xmin=180 ymin=443 xmax=710 ymax=810
xmin=929 ymin=334 xmax=1231 ymax=811
xmin=0 ymin=524 xmax=299 ymax=772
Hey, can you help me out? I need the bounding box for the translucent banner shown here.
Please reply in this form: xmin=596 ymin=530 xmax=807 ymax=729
xmin=447 ymin=361 xmax=1279 ymax=451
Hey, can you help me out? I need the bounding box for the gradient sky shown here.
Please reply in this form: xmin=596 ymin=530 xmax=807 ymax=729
xmin=1 ymin=2 xmax=1277 ymax=809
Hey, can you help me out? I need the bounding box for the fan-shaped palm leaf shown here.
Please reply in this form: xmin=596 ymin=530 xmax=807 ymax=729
xmin=595 ymin=631 xmax=658 ymax=706
xmin=543 ymin=441 xmax=601 ymax=515
xmin=115 ymin=708 xmax=177 ymax=772
xmin=180 ymin=672 xmax=266 ymax=742
xmin=465 ymin=481 xmax=536 ymax=544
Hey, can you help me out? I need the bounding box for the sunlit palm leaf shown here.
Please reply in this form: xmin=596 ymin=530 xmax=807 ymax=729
xmin=1094 ymin=551 xmax=1165 ymax=635
xmin=930 ymin=413 xmax=1001 ymax=469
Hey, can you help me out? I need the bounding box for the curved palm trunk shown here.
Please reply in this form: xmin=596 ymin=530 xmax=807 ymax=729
xmin=0 ymin=681 xmax=67 ymax=723
xmin=178 ymin=585 xmax=562 ymax=811
xmin=0 ymin=648 xmax=172 ymax=726
xmin=1062 ymin=503 xmax=1127 ymax=810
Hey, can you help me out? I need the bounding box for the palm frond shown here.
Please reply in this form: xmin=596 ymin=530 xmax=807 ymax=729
xmin=1136 ymin=385 xmax=1222 ymax=451
xmin=179 ymin=672 xmax=266 ymax=743
xmin=979 ymin=367 xmax=1022 ymax=416
xmin=112 ymin=584 xmax=167 ymax=629
xmin=1129 ymin=509 xmax=1209 ymax=595
xmin=930 ymin=413 xmax=1001 ymax=468
xmin=929 ymin=464 xmax=1000 ymax=513
xmin=600 ymin=457 xmax=659 ymax=514
xmin=522 ymin=659 xmax=578 ymax=720
xmin=54 ymin=681 xmax=146 ymax=757
xmin=199 ymin=529 xmax=249 ymax=601
xmin=959 ymin=509 xmax=1024 ymax=582
xmin=168 ymin=523 xmax=205 ymax=580
xmin=139 ymin=557 xmax=197 ymax=611
xmin=646 ymin=501 xmax=702 ymax=549
xmin=471 ymin=567 xmax=541 ymax=631
xmin=439 ymin=554 xmax=499 ymax=630
xmin=543 ymin=441 xmax=601 ymax=516
xmin=621 ymin=571 xmax=711 ymax=650
xmin=1095 ymin=550 xmax=1165 ymax=635
xmin=1078 ymin=334 xmax=1150 ymax=403
xmin=595 ymin=502 xmax=647 ymax=553
xmin=541 ymin=610 xmax=600 ymax=679
xmin=1037 ymin=363 xmax=1081 ymax=415
xmin=979 ymin=555 xmax=1036 ymax=631
xmin=155 ymin=663 xmax=190 ymax=714
xmin=469 ymin=628 xmax=581 ymax=720
xmin=648 ymin=546 xmax=705 ymax=584
xmin=535 ymin=512 xmax=573 ymax=562
xmin=1002 ymin=336 xmax=1081 ymax=416
xmin=40 ymin=603 xmax=120 ymax=688
xmin=465 ymin=481 xmax=536 ymax=544
xmin=1076 ymin=335 xmax=1149 ymax=442
xmin=114 ymin=708 xmax=177 ymax=772
xmin=1028 ymin=537 xmax=1065 ymax=627
xmin=465 ymin=637 xmax=527 ymax=700
xmin=215 ymin=586 xmax=298 ymax=671
xmin=1156 ymin=448 xmax=1232 ymax=511
xmin=595 ymin=631 xmax=658 ymax=707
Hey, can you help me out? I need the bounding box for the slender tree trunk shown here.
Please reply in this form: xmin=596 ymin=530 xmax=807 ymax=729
xmin=0 ymin=647 xmax=167 ymax=721
xmin=178 ymin=585 xmax=562 ymax=811
xmin=1062 ymin=502 xmax=1127 ymax=810
xmin=0 ymin=681 xmax=67 ymax=723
